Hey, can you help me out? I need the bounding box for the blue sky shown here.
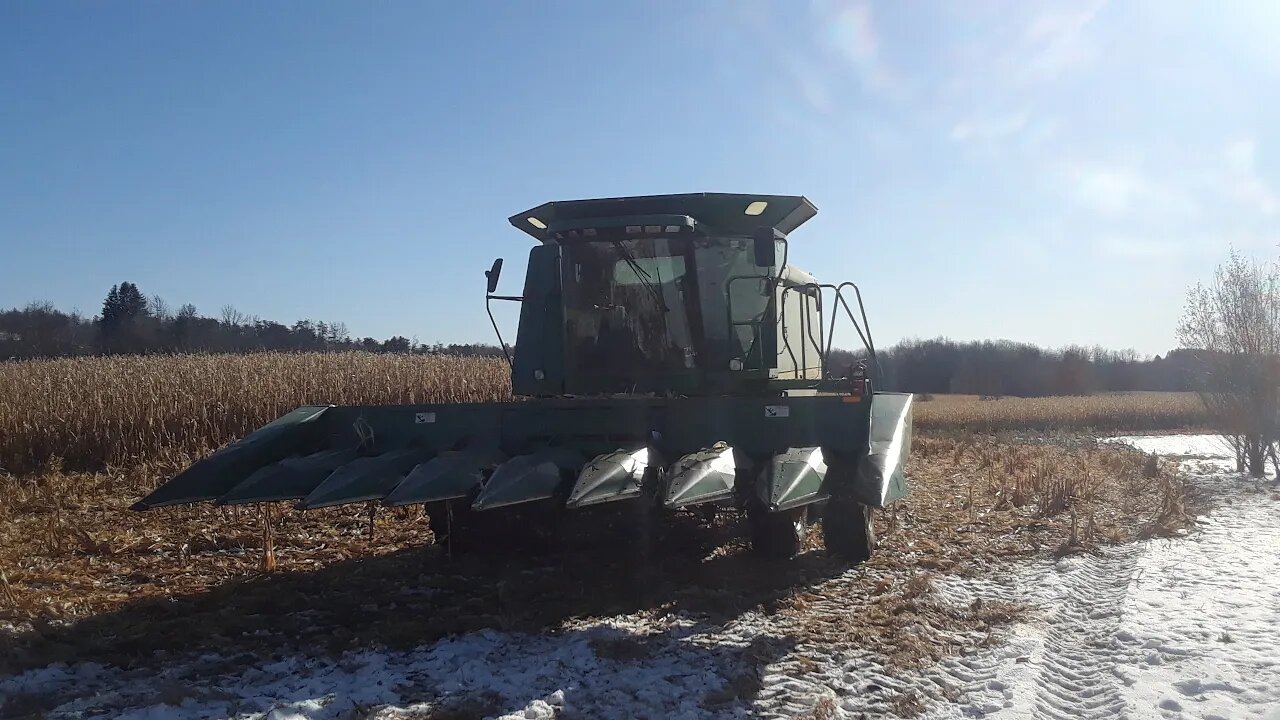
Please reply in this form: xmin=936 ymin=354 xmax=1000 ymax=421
xmin=2 ymin=1 xmax=1276 ymax=356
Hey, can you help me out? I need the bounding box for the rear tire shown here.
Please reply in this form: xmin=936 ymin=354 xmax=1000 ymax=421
xmin=822 ymin=497 xmax=876 ymax=562
xmin=748 ymin=505 xmax=807 ymax=559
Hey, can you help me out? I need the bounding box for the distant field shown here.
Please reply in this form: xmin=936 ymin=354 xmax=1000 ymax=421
xmin=0 ymin=353 xmax=1205 ymax=475
xmin=913 ymin=392 xmax=1207 ymax=433
xmin=0 ymin=352 xmax=511 ymax=475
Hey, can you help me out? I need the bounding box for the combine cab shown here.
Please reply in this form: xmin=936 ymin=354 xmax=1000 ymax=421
xmin=135 ymin=193 xmax=912 ymax=560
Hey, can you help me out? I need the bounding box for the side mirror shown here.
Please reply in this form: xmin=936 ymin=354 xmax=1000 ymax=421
xmin=752 ymin=227 xmax=777 ymax=267
xmin=485 ymin=258 xmax=504 ymax=294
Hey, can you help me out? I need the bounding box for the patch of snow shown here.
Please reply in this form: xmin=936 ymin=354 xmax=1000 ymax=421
xmin=899 ymin=434 xmax=1280 ymax=719
xmin=0 ymin=623 xmax=761 ymax=719
xmin=1108 ymin=434 xmax=1237 ymax=460
xmin=1107 ymin=433 xmax=1259 ymax=477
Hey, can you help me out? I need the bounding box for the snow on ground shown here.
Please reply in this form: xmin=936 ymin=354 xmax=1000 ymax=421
xmin=875 ymin=434 xmax=1280 ymax=720
xmin=3 ymin=434 xmax=1279 ymax=719
xmin=0 ymin=620 xmax=761 ymax=719
xmin=1107 ymin=434 xmax=1280 ymax=720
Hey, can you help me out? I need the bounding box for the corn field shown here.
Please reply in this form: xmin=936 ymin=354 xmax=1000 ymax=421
xmin=0 ymin=352 xmax=511 ymax=474
xmin=0 ymin=353 xmax=1198 ymax=673
xmin=0 ymin=352 xmax=1205 ymax=476
xmin=912 ymin=392 xmax=1207 ymax=433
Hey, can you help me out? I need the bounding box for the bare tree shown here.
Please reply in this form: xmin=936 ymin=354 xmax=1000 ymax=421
xmin=149 ymin=294 xmax=171 ymax=321
xmin=327 ymin=321 xmax=350 ymax=344
xmin=1178 ymin=251 xmax=1280 ymax=477
xmin=220 ymin=304 xmax=247 ymax=327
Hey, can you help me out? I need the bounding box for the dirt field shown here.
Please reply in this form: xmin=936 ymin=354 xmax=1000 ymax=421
xmin=0 ymin=353 xmax=1208 ymax=717
xmin=0 ymin=436 xmax=1189 ymax=691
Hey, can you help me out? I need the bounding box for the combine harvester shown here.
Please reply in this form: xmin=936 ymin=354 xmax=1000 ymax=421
xmin=134 ymin=193 xmax=912 ymax=560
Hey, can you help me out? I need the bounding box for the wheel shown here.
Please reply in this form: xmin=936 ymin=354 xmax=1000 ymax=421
xmin=523 ymin=478 xmax=575 ymax=554
xmin=822 ymin=496 xmax=876 ymax=562
xmin=426 ymin=499 xmax=468 ymax=555
xmin=631 ymin=467 xmax=664 ymax=561
xmin=748 ymin=505 xmax=807 ymax=559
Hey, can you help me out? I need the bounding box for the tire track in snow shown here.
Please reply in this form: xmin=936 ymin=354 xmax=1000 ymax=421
xmin=750 ymin=565 xmax=1054 ymax=718
xmin=1026 ymin=547 xmax=1140 ymax=720
xmin=921 ymin=568 xmax=1053 ymax=717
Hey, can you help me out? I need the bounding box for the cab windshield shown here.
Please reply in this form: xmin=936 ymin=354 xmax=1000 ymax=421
xmin=562 ymin=238 xmax=695 ymax=387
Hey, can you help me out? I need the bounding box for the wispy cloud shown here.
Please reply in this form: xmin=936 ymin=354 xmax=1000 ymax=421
xmin=818 ymin=1 xmax=901 ymax=96
xmin=934 ymin=1 xmax=1108 ymax=148
xmin=1018 ymin=0 xmax=1109 ymax=82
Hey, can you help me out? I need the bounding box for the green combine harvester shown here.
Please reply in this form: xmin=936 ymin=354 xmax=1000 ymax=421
xmin=134 ymin=193 xmax=912 ymax=560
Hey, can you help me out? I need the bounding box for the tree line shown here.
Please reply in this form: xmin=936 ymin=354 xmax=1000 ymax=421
xmin=3 ymin=280 xmax=1195 ymax=396
xmin=0 ymin=281 xmax=505 ymax=359
xmin=831 ymin=339 xmax=1197 ymax=397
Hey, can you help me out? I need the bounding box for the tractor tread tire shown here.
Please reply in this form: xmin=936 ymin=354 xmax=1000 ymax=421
xmin=823 ymin=497 xmax=876 ymax=563
xmin=748 ymin=506 xmax=806 ymax=559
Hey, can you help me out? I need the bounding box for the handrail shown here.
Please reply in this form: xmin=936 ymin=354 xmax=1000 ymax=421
xmin=715 ymin=235 xmax=879 ymax=384
xmin=793 ymin=281 xmax=880 ymax=380
xmin=485 ymin=292 xmax=520 ymax=367
xmin=726 ymin=276 xmax=877 ymax=383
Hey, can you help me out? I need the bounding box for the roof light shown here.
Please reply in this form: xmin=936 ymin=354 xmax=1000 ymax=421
xmin=625 ymin=225 xmax=641 ymax=234
xmin=644 ymin=225 xmax=660 ymax=233
xmin=527 ymin=216 xmax=547 ymax=229
xmin=664 ymin=225 xmax=680 ymax=233
xmin=744 ymin=201 xmax=768 ymax=216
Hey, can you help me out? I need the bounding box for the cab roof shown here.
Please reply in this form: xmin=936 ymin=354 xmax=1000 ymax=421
xmin=509 ymin=192 xmax=817 ymax=242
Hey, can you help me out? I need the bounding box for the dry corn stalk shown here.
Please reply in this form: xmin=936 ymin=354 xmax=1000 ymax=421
xmin=260 ymin=504 xmax=278 ymax=573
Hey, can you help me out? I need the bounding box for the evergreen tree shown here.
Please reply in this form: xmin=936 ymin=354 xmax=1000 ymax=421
xmin=97 ymin=281 xmax=150 ymax=353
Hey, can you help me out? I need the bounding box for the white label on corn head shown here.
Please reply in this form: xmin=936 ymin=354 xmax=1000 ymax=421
xmin=764 ymin=405 xmax=790 ymax=418
xmin=415 ymin=412 xmax=437 ymax=424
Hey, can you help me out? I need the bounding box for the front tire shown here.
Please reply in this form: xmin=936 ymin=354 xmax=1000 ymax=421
xmin=426 ymin=499 xmax=471 ymax=556
xmin=748 ymin=505 xmax=807 ymax=559
xmin=822 ymin=497 xmax=876 ymax=562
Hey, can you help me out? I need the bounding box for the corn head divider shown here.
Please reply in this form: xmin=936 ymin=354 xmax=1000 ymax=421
xmin=135 ymin=193 xmax=913 ymax=561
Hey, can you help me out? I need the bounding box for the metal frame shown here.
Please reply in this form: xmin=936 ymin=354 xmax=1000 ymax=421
xmin=485 ymin=291 xmax=522 ymax=367
xmin=723 ymin=270 xmax=878 ymax=384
